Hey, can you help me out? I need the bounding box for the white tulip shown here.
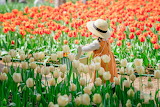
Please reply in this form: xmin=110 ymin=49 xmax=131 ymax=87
xmin=51 ymin=54 xmax=58 ymax=61
xmin=134 ymin=59 xmax=143 ymax=67
xmin=62 ymin=45 xmax=70 ymax=53
xmin=57 ymin=95 xmax=69 ymax=107
xmin=13 ymin=73 xmax=22 ymax=83
xmin=82 ymin=94 xmax=90 ymax=105
xmin=68 ymin=53 xmax=75 ymax=61
xmin=120 ymin=59 xmax=127 ymax=67
xmin=101 ymin=54 xmax=111 ymax=63
xmin=98 ymin=67 xmax=105 ymax=76
xmin=93 ymin=94 xmax=102 ymax=104
xmin=93 ymin=56 xmax=101 ymax=63
xmin=8 ymin=49 xmax=17 ymax=58
xmin=136 ymin=66 xmax=145 ymax=75
xmin=57 ymin=51 xmax=63 ymax=58
xmin=103 ymin=72 xmax=111 ymax=80
xmin=60 ymin=64 xmax=67 ymax=73
xmin=26 ymin=78 xmax=34 ymax=88
xmin=72 ymin=60 xmax=80 ymax=68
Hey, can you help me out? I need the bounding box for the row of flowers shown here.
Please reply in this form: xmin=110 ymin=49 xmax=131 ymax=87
xmin=0 ymin=48 xmax=160 ymax=106
xmin=0 ymin=0 xmax=159 ymax=68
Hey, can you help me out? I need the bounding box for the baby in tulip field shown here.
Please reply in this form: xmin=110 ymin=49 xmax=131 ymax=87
xmin=76 ymin=19 xmax=118 ymax=83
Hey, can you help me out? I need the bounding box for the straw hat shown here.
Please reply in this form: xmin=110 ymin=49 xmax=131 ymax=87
xmin=87 ymin=19 xmax=111 ymax=39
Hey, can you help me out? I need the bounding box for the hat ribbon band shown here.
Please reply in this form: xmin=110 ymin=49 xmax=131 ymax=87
xmin=93 ymin=23 xmax=107 ymax=33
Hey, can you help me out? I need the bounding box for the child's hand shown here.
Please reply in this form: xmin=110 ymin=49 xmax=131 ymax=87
xmin=75 ymin=46 xmax=82 ymax=60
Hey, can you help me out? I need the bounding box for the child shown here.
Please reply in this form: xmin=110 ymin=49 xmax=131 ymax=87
xmin=76 ymin=19 xmax=118 ymax=82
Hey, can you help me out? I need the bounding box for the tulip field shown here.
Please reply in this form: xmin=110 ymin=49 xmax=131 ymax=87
xmin=0 ymin=0 xmax=160 ymax=106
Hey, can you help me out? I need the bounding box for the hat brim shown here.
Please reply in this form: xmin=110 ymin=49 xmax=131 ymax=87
xmin=87 ymin=21 xmax=111 ymax=39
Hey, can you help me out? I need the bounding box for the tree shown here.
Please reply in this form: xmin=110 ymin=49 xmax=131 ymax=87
xmin=55 ymin=0 xmax=66 ymax=7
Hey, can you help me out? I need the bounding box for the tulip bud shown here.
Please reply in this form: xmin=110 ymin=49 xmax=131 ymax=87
xmin=51 ymin=54 xmax=57 ymax=61
xmin=93 ymin=56 xmax=101 ymax=63
xmin=95 ymin=63 xmax=101 ymax=70
xmin=36 ymin=94 xmax=41 ymax=101
xmin=29 ymin=57 xmax=34 ymax=62
xmin=154 ymin=70 xmax=160 ymax=79
xmin=79 ymin=78 xmax=86 ymax=86
xmin=21 ymin=62 xmax=28 ymax=69
xmin=74 ymin=96 xmax=82 ymax=106
xmin=49 ymin=78 xmax=56 ymax=86
xmin=60 ymin=64 xmax=67 ymax=73
xmin=2 ymin=55 xmax=11 ymax=63
xmin=53 ymin=70 xmax=60 ymax=78
xmin=113 ymin=93 xmax=117 ymax=99
xmin=70 ymin=83 xmax=77 ymax=91
xmin=136 ymin=103 xmax=142 ymax=107
xmin=72 ymin=60 xmax=80 ymax=68
xmin=134 ymin=59 xmax=143 ymax=67
xmin=82 ymin=94 xmax=90 ymax=105
xmin=57 ymin=51 xmax=63 ymax=58
xmin=39 ymin=52 xmax=45 ymax=60
xmin=29 ymin=62 xmax=37 ymax=69
xmin=2 ymin=67 xmax=9 ymax=73
xmin=93 ymin=94 xmax=102 ymax=104
xmin=41 ymin=67 xmax=50 ymax=75
xmin=103 ymin=72 xmax=111 ymax=81
xmin=60 ymin=72 xmax=65 ymax=78
xmin=48 ymin=102 xmax=54 ymax=107
xmin=20 ymin=54 xmax=27 ymax=61
xmin=123 ymin=80 xmax=130 ymax=88
xmin=62 ymin=45 xmax=70 ymax=53
xmin=119 ymin=67 xmax=125 ymax=75
xmin=126 ymin=67 xmax=134 ymax=75
xmin=13 ymin=73 xmax=22 ymax=83
xmin=33 ymin=53 xmax=39 ymax=60
xmin=130 ymin=74 xmax=136 ymax=82
xmin=77 ymin=63 xmax=84 ymax=73
xmin=127 ymin=88 xmax=135 ymax=97
xmin=18 ymin=50 xmax=25 ymax=55
xmin=98 ymin=67 xmax=105 ymax=76
xmin=126 ymin=99 xmax=132 ymax=107
xmin=57 ymin=95 xmax=69 ymax=107
xmin=120 ymin=59 xmax=127 ymax=67
xmin=157 ymin=63 xmax=160 ymax=70
xmin=101 ymin=55 xmax=111 ymax=63
xmin=35 ymin=66 xmax=41 ymax=73
xmin=136 ymin=66 xmax=145 ymax=75
xmin=95 ymin=78 xmax=102 ymax=86
xmin=49 ymin=66 xmax=55 ymax=72
xmin=83 ymin=65 xmax=89 ymax=74
xmin=114 ymin=77 xmax=120 ymax=85
xmin=146 ymin=81 xmax=153 ymax=88
xmin=83 ymin=86 xmax=92 ymax=95
xmin=68 ymin=53 xmax=75 ymax=61
xmin=0 ymin=73 xmax=8 ymax=81
xmin=105 ymin=93 xmax=110 ymax=99
xmin=8 ymin=49 xmax=17 ymax=58
xmin=89 ymin=63 xmax=95 ymax=72
xmin=26 ymin=78 xmax=34 ymax=88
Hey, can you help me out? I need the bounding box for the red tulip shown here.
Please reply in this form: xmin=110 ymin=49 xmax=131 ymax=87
xmin=63 ymin=40 xmax=68 ymax=44
xmin=116 ymin=40 xmax=122 ymax=46
xmin=129 ymin=33 xmax=134 ymax=39
xmin=126 ymin=42 xmax=131 ymax=46
xmin=154 ymin=44 xmax=159 ymax=49
xmin=151 ymin=37 xmax=157 ymax=44
xmin=11 ymin=40 xmax=15 ymax=45
xmin=138 ymin=36 xmax=145 ymax=42
xmin=74 ymin=40 xmax=79 ymax=44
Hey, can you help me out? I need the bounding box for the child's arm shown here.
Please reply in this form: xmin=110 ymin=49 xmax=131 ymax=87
xmin=76 ymin=40 xmax=100 ymax=60
xmin=82 ymin=40 xmax=100 ymax=52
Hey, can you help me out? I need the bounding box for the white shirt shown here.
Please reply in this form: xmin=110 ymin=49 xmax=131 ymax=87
xmin=82 ymin=39 xmax=108 ymax=52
